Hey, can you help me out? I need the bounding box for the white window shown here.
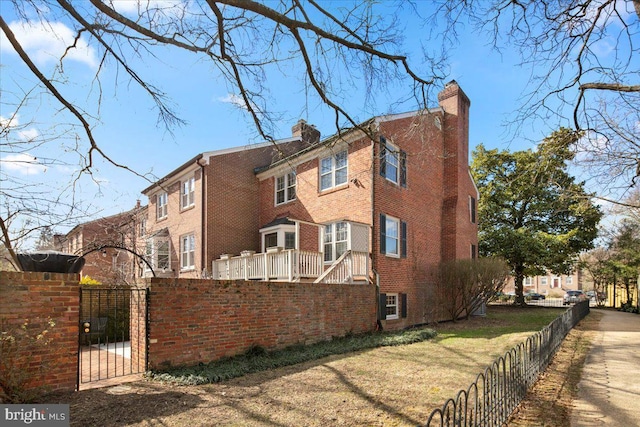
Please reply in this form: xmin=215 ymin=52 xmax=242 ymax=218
xmin=324 ymin=222 xmax=348 ymax=262
xmin=380 ymin=138 xmax=406 ymax=186
xmin=276 ymin=172 xmax=296 ymax=205
xmin=180 ymin=234 xmax=195 ymax=270
xmin=380 ymin=214 xmax=407 ymax=258
xmin=540 ymin=276 xmax=548 ymax=286
xmin=386 ymin=294 xmax=399 ymax=320
xmin=524 ymin=277 xmax=533 ymax=286
xmin=285 ymin=232 xmax=296 ymax=250
xmin=566 ymin=276 xmax=573 ymax=285
xmin=181 ymin=177 xmax=195 ymax=209
xmin=157 ymin=192 xmax=168 ymax=219
xmin=265 ymin=232 xmax=278 ymax=249
xmin=320 ymin=150 xmax=348 ymax=191
xmin=145 ymin=237 xmax=170 ymax=271
xmin=139 ymin=218 xmax=147 ymax=237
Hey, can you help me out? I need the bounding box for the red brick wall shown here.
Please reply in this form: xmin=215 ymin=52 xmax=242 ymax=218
xmin=374 ymin=113 xmax=447 ymax=328
xmin=205 ymin=141 xmax=307 ymax=270
xmin=0 ymin=272 xmax=79 ymax=395
xmin=144 ymin=278 xmax=376 ymax=369
xmin=259 ymin=138 xmax=374 ymax=229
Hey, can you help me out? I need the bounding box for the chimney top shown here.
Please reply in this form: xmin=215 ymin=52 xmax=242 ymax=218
xmin=292 ymin=119 xmax=320 ymax=145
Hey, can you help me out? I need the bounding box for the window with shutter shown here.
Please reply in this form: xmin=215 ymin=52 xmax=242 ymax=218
xmin=380 ymin=137 xmax=407 ymax=187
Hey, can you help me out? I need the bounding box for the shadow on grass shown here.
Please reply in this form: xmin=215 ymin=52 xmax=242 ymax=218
xmin=43 ymin=382 xmax=205 ymax=427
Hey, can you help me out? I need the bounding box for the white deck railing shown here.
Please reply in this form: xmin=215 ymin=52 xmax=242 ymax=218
xmin=212 ymin=249 xmax=370 ymax=283
xmin=212 ymin=249 xmax=324 ymax=281
xmin=314 ymin=250 xmax=370 ymax=284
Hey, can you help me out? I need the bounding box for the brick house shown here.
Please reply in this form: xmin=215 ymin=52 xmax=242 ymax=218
xmin=54 ymin=202 xmax=147 ymax=285
xmin=139 ymin=128 xmax=318 ymax=279
xmin=232 ymin=80 xmax=478 ymax=328
xmin=65 ymin=80 xmax=477 ymax=329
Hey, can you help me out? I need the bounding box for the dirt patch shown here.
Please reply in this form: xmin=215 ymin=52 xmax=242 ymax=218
xmin=507 ymin=310 xmax=603 ymax=426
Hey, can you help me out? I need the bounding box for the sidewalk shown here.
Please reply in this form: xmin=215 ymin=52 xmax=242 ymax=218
xmin=570 ymin=309 xmax=640 ymax=426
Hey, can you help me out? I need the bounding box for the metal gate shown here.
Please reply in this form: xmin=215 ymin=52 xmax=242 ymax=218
xmin=78 ymin=287 xmax=148 ymax=386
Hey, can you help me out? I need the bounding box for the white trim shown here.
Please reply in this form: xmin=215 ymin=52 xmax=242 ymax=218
xmin=275 ymin=171 xmax=297 ymax=206
xmin=382 ymin=140 xmax=400 ymax=185
xmin=181 ymin=176 xmax=196 ymax=209
xmin=374 ymin=107 xmax=443 ymax=125
xmin=180 ymin=233 xmax=196 ymax=270
xmin=385 ymin=293 xmax=399 ymax=320
xmin=156 ymin=192 xmax=168 ymax=220
xmin=256 ymin=140 xmax=352 ymax=180
xmin=384 ymin=215 xmax=401 ymax=258
xmin=319 ymin=149 xmax=348 ymax=191
xmin=260 ymin=224 xmax=296 ymax=252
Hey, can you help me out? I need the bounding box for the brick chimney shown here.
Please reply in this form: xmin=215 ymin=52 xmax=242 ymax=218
xmin=438 ymin=80 xmax=473 ymax=262
xmin=291 ymin=119 xmax=320 ymax=145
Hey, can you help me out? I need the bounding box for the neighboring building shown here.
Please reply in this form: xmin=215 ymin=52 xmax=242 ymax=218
xmin=64 ymin=81 xmax=478 ymax=329
xmin=55 ymin=202 xmax=147 ymax=285
xmin=503 ymin=270 xmax=584 ymax=296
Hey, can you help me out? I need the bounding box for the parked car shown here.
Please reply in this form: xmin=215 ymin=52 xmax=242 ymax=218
xmin=563 ymin=290 xmax=587 ymax=305
xmin=525 ymin=292 xmax=546 ymax=301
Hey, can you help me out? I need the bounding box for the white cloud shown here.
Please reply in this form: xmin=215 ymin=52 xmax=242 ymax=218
xmin=0 ymin=153 xmax=48 ymax=175
xmin=0 ymin=113 xmax=40 ymax=142
xmin=218 ymin=93 xmax=249 ymax=110
xmin=0 ymin=114 xmax=20 ymax=129
xmin=18 ymin=128 xmax=40 ymax=141
xmin=0 ymin=20 xmax=98 ymax=68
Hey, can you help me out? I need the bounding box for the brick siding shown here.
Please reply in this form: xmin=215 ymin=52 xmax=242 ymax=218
xmin=144 ymin=278 xmax=376 ymax=369
xmin=0 ymin=272 xmax=79 ymax=395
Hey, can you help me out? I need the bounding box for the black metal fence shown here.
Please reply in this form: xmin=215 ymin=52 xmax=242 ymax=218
xmin=424 ymin=301 xmax=590 ymax=426
xmin=79 ymin=287 xmax=148 ymax=385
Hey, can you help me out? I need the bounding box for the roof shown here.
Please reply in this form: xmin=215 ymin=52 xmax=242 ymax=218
xmin=254 ymin=107 xmax=442 ymax=176
xmin=260 ymin=217 xmax=295 ymax=229
xmin=141 ymin=136 xmax=304 ymax=194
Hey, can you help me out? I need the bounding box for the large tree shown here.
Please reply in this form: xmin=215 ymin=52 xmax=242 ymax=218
xmin=472 ymin=128 xmax=603 ymax=305
xmin=433 ymin=0 xmax=640 ymax=203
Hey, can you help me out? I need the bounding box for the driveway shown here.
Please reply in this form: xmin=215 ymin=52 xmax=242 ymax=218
xmin=570 ymin=309 xmax=640 ymax=426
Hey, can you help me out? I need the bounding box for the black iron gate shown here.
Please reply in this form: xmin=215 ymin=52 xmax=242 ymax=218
xmin=78 ymin=287 xmax=148 ymax=386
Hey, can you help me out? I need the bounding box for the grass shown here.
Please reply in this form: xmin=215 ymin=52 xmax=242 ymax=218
xmin=147 ymin=327 xmax=438 ymax=385
xmin=148 ymin=306 xmax=563 ymax=387
xmin=57 ymin=305 xmax=577 ymax=427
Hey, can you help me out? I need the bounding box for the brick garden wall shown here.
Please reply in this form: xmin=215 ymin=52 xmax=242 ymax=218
xmin=0 ymin=272 xmax=79 ymax=396
xmin=0 ymin=273 xmax=375 ymax=394
xmin=144 ymin=277 xmax=377 ymax=370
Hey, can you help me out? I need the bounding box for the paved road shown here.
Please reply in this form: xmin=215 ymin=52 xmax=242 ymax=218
xmin=570 ymin=309 xmax=640 ymax=426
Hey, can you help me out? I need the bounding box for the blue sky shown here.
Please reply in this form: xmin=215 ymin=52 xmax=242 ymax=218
xmin=0 ymin=1 xmax=615 ymax=243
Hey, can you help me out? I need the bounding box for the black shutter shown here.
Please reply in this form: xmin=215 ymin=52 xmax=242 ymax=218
xmin=379 ymin=293 xmax=387 ymax=320
xmin=401 ymin=293 xmax=407 ymax=318
xmin=380 ymin=213 xmax=386 ymax=254
xmin=400 ymin=150 xmax=407 ymax=187
xmin=400 ymin=221 xmax=407 ymax=258
xmin=379 ymin=137 xmax=387 ymax=177
xmin=470 ymin=196 xmax=476 ymax=223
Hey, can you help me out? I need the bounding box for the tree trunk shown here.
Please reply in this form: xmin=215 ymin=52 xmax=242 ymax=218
xmin=514 ymin=267 xmax=526 ymax=306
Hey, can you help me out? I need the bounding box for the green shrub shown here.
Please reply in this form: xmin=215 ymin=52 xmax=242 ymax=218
xmin=147 ymin=327 xmax=437 ymax=386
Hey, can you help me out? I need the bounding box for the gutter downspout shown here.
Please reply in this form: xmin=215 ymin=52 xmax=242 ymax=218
xmin=197 ymin=158 xmax=207 ymax=277
xmin=371 ymin=127 xmax=382 ymax=330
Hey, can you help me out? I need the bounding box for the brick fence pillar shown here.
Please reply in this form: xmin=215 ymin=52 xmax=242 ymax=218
xmin=0 ymin=272 xmax=80 ymax=397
